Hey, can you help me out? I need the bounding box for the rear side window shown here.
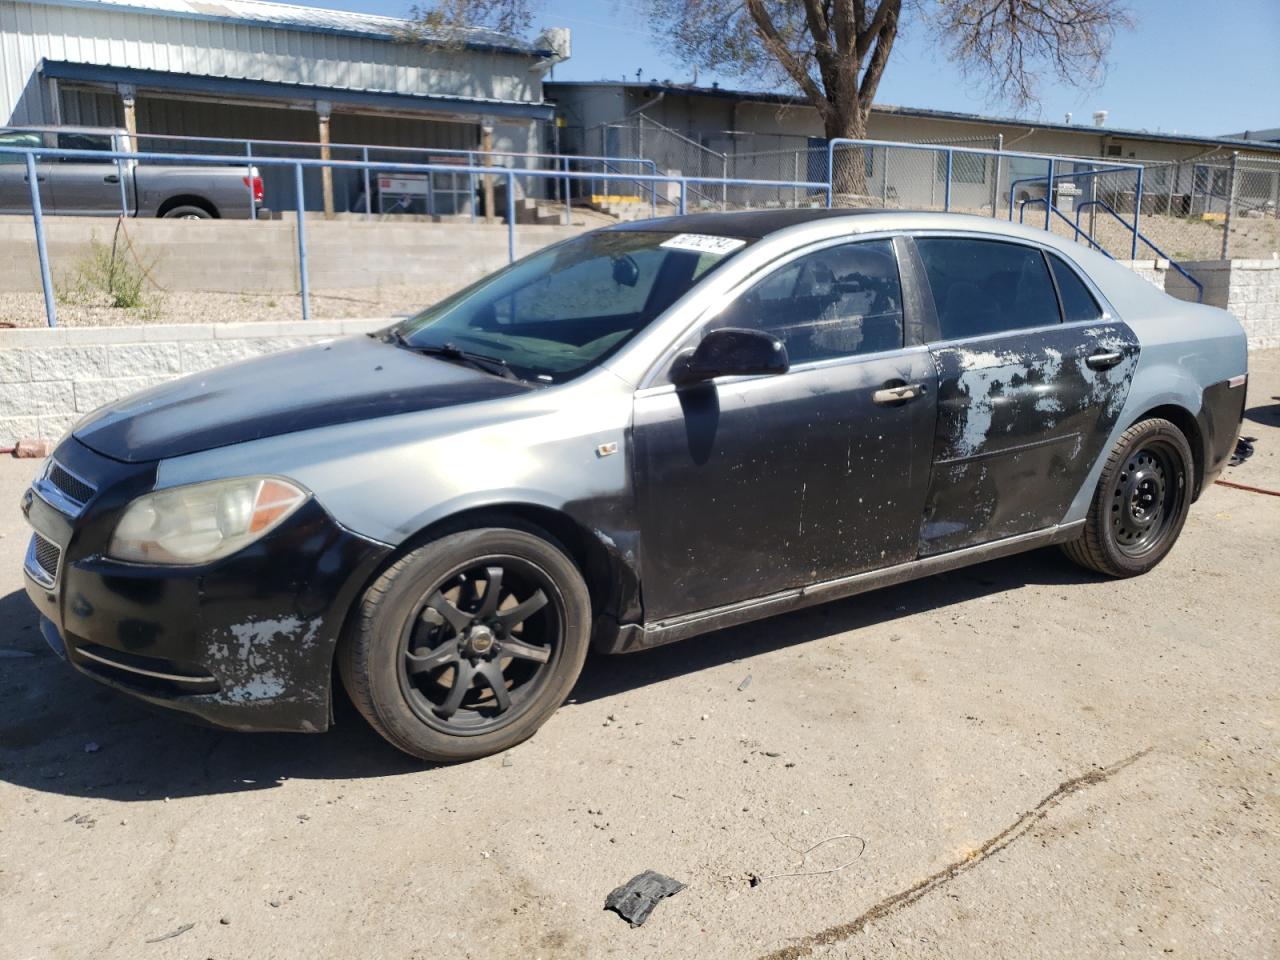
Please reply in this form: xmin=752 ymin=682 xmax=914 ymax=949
xmin=1048 ymin=254 xmax=1103 ymax=323
xmin=713 ymin=239 xmax=904 ymax=363
xmin=915 ymin=238 xmax=1060 ymax=340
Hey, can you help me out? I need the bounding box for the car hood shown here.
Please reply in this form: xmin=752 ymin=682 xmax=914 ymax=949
xmin=74 ymin=335 xmax=532 ymax=463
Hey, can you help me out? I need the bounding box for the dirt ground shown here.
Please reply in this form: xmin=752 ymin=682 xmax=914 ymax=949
xmin=0 ymin=286 xmax=448 ymax=328
xmin=0 ymin=352 xmax=1276 ymax=960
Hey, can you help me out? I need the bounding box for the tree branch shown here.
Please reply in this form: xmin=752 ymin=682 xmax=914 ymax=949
xmin=745 ymin=0 xmax=833 ymax=118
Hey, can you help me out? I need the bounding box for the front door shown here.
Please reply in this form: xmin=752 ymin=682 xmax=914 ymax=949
xmin=634 ymin=238 xmax=938 ymax=620
xmin=47 ymin=132 xmax=132 ymax=215
xmin=910 ymin=236 xmax=1139 ymax=555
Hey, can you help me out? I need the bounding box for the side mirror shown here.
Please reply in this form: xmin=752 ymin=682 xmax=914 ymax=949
xmin=671 ymin=327 xmax=790 ymax=385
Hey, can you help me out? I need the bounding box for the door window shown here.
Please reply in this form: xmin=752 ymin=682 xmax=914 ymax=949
xmin=1047 ymin=254 xmax=1103 ymax=323
xmin=915 ymin=237 xmax=1059 ymax=340
xmin=0 ymin=132 xmax=41 ymax=164
xmin=711 ymin=239 xmax=904 ymax=363
xmin=55 ymin=132 xmax=114 ymax=163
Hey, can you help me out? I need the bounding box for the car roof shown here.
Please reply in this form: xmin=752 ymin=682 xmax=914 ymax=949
xmin=606 ymin=208 xmax=890 ymax=239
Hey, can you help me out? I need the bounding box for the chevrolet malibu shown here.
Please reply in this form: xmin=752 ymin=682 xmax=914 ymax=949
xmin=21 ymin=210 xmax=1247 ymax=762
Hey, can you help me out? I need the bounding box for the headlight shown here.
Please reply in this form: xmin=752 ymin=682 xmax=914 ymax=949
xmin=108 ymin=477 xmax=308 ymax=565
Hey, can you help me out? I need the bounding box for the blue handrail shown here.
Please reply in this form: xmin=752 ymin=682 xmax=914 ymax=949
xmin=1016 ymin=197 xmax=1109 ymax=254
xmin=1074 ymin=199 xmax=1203 ymax=302
xmin=1016 ymin=195 xmax=1204 ymax=302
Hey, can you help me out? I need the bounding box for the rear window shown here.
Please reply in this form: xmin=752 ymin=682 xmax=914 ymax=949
xmin=1048 ymin=254 xmax=1103 ymax=323
xmin=916 ymin=238 xmax=1060 ymax=340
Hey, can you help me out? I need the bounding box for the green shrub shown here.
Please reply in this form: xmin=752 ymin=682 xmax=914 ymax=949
xmin=58 ymin=235 xmax=154 ymax=310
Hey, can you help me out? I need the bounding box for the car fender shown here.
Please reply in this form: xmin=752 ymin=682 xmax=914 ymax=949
xmin=1062 ymin=309 xmax=1246 ymax=523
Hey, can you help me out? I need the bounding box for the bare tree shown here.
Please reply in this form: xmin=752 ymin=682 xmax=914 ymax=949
xmin=406 ymin=0 xmax=1131 ymax=195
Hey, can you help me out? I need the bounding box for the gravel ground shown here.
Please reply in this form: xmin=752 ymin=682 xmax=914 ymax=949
xmin=0 ymin=285 xmax=452 ymax=327
xmin=0 ymin=352 xmax=1276 ymax=960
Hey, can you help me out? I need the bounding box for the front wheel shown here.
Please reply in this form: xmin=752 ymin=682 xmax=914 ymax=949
xmin=339 ymin=527 xmax=591 ymax=762
xmin=1061 ymin=417 xmax=1194 ymax=578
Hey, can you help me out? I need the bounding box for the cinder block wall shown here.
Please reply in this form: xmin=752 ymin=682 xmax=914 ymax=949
xmin=0 ymin=320 xmax=385 ymax=447
xmin=1163 ymin=259 xmax=1280 ymax=349
xmin=0 ymin=217 xmax=589 ymax=294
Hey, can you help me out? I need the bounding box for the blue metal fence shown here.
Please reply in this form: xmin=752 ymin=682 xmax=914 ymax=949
xmin=0 ymin=143 xmax=831 ymax=326
xmin=1 ymin=136 xmax=1206 ymax=327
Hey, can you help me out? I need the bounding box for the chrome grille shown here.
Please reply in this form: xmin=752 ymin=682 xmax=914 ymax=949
xmin=25 ymin=532 xmax=61 ymax=588
xmin=32 ymin=459 xmax=97 ymax=518
xmin=48 ymin=462 xmax=95 ymax=505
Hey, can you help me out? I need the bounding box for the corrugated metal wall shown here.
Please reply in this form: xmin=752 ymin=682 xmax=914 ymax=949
xmin=1 ymin=0 xmax=543 ymax=126
xmin=129 ymin=97 xmax=482 ymax=211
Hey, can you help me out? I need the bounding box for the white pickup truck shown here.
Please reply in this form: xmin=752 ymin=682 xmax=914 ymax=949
xmin=0 ymin=126 xmax=265 ymax=219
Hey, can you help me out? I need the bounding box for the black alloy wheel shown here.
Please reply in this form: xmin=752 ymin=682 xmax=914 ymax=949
xmin=398 ymin=558 xmax=561 ymax=734
xmin=340 ymin=526 xmax=591 ymax=763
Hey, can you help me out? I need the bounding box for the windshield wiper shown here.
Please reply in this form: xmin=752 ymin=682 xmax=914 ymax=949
xmin=391 ymin=336 xmax=520 ymax=382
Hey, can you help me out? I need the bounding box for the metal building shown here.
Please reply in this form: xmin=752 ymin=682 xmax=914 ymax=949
xmin=0 ymin=0 xmax=570 ymax=210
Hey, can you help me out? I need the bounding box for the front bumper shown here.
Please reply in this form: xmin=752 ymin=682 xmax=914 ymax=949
xmin=21 ymin=438 xmax=391 ymax=733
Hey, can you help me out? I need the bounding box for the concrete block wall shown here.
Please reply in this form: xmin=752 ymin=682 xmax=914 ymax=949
xmin=0 ymin=217 xmax=590 ymax=294
xmin=1122 ymin=258 xmax=1280 ymax=349
xmin=0 ymin=319 xmax=385 ymax=447
xmin=1163 ymin=258 xmax=1280 ymax=349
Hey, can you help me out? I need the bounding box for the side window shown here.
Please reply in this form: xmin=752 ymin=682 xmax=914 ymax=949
xmin=711 ymin=239 xmax=904 ymax=363
xmin=55 ymin=133 xmax=113 ymax=163
xmin=0 ymin=132 xmax=41 ymax=165
xmin=1048 ymin=254 xmax=1103 ymax=323
xmin=915 ymin=238 xmax=1059 ymax=340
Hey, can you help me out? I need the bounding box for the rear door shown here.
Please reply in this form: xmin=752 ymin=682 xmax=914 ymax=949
xmin=907 ymin=235 xmax=1139 ymax=555
xmin=48 ymin=132 xmax=131 ymax=215
xmin=0 ymin=131 xmax=49 ymax=214
xmin=633 ymin=237 xmax=938 ymax=619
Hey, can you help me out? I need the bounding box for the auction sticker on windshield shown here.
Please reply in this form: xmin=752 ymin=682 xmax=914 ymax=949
xmin=659 ymin=234 xmax=747 ymax=255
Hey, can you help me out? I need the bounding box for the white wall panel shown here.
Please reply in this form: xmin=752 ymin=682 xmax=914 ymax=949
xmin=1 ymin=0 xmax=544 ymax=126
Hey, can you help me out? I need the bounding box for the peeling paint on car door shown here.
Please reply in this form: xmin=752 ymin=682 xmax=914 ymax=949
xmin=921 ymin=322 xmax=1139 ymax=555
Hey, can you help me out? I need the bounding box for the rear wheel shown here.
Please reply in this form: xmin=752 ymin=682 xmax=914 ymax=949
xmin=339 ymin=527 xmax=591 ymax=762
xmin=161 ymin=204 xmax=213 ymax=219
xmin=1061 ymin=417 xmax=1194 ymax=577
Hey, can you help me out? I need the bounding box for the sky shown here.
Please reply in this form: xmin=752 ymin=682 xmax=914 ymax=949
xmin=308 ymin=0 xmax=1280 ymax=137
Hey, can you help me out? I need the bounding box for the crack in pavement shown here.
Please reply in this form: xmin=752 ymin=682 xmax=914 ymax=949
xmin=758 ymin=747 xmax=1153 ymax=960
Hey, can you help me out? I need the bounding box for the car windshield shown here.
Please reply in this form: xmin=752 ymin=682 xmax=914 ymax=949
xmin=390 ymin=230 xmax=752 ymax=383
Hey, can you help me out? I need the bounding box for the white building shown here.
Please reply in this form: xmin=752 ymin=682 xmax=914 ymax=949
xmin=0 ymin=0 xmax=570 ymax=210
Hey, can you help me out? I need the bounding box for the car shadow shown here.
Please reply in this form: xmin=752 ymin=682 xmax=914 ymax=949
xmin=0 ymin=547 xmax=1099 ymax=802
xmin=1242 ymin=397 xmax=1279 ymax=428
xmin=569 ymin=546 xmax=1097 ymax=704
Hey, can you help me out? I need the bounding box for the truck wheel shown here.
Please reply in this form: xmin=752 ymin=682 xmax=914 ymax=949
xmin=162 ymin=204 xmax=213 ymax=219
xmin=1061 ymin=417 xmax=1194 ymax=578
xmin=339 ymin=527 xmax=591 ymax=763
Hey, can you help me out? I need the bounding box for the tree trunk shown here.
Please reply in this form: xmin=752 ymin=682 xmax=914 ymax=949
xmin=827 ymin=110 xmax=871 ymax=202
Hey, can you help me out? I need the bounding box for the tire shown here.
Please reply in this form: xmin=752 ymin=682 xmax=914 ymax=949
xmin=338 ymin=526 xmax=591 ymax=762
xmin=1061 ymin=417 xmax=1194 ymax=578
xmin=161 ymin=204 xmax=213 ymax=219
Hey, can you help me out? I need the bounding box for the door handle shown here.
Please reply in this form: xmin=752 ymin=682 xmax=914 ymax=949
xmin=872 ymin=383 xmax=926 ymax=405
xmin=103 ymin=173 xmax=120 ymax=184
xmin=1085 ymin=350 xmax=1124 ymax=371
xmin=23 ymin=175 xmax=45 ymax=183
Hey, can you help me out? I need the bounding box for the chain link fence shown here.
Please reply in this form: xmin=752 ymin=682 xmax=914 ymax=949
xmin=1119 ymin=153 xmax=1280 ymax=260
xmin=826 ymin=140 xmax=1147 ymax=261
